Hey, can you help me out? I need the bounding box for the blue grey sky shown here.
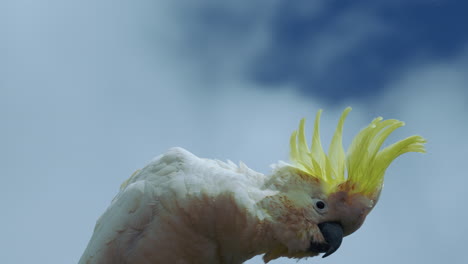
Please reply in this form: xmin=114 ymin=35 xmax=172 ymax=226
xmin=2 ymin=1 xmax=467 ymax=263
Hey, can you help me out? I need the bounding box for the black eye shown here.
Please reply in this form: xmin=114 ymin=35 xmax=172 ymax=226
xmin=316 ymin=200 xmax=326 ymax=210
xmin=312 ymin=198 xmax=328 ymax=213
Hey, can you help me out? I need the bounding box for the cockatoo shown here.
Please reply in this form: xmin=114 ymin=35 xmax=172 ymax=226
xmin=79 ymin=107 xmax=426 ymax=264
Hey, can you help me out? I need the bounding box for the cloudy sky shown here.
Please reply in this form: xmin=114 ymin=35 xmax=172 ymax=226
xmin=2 ymin=0 xmax=467 ymax=263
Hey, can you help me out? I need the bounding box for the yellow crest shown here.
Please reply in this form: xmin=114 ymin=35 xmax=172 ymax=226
xmin=289 ymin=107 xmax=426 ymax=197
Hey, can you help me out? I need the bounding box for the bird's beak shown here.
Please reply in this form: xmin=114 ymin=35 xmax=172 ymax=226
xmin=309 ymin=222 xmax=343 ymax=258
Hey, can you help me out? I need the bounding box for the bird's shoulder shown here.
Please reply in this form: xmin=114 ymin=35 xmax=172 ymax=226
xmin=121 ymin=147 xmax=267 ymax=191
xmin=119 ymin=147 xmax=200 ymax=188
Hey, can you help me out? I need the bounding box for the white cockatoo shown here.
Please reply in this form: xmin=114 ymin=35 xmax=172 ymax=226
xmin=79 ymin=107 xmax=426 ymax=263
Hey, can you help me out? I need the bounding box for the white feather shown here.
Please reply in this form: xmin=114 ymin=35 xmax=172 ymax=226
xmin=79 ymin=147 xmax=279 ymax=264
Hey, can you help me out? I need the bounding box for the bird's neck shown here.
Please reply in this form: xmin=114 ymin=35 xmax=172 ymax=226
xmin=195 ymin=192 xmax=278 ymax=263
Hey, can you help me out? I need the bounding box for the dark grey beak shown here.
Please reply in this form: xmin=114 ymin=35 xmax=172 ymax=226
xmin=309 ymin=222 xmax=343 ymax=258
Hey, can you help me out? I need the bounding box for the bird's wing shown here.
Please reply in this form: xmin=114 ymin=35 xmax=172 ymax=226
xmin=79 ymin=147 xmax=275 ymax=263
xmin=78 ymin=147 xmax=198 ymax=264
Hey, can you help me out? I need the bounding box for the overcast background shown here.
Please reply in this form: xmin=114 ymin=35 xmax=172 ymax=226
xmin=2 ymin=0 xmax=468 ymax=263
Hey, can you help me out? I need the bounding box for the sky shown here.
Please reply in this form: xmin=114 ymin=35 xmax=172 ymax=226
xmin=1 ymin=0 xmax=468 ymax=263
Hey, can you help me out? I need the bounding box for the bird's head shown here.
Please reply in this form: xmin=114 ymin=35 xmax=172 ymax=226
xmin=263 ymin=107 xmax=426 ymax=261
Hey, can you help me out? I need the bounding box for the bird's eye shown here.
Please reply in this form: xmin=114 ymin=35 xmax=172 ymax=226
xmin=312 ymin=199 xmax=328 ymax=213
xmin=316 ymin=200 xmax=326 ymax=209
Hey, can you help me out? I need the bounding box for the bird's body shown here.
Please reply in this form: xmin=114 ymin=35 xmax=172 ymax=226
xmin=79 ymin=108 xmax=426 ymax=264
xmin=79 ymin=147 xmax=303 ymax=264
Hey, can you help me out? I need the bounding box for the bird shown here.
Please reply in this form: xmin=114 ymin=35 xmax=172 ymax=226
xmin=78 ymin=107 xmax=426 ymax=264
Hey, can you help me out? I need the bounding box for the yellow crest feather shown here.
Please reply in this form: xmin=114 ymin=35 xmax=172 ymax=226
xmin=289 ymin=107 xmax=426 ymax=196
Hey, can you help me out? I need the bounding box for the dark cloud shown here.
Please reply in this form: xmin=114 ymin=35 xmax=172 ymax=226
xmin=249 ymin=0 xmax=468 ymax=101
xmin=141 ymin=1 xmax=468 ymax=102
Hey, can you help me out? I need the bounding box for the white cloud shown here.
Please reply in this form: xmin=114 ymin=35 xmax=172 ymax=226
xmin=1 ymin=1 xmax=467 ymax=264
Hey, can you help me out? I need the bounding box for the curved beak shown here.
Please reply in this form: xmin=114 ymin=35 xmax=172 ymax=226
xmin=310 ymin=222 xmax=343 ymax=258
